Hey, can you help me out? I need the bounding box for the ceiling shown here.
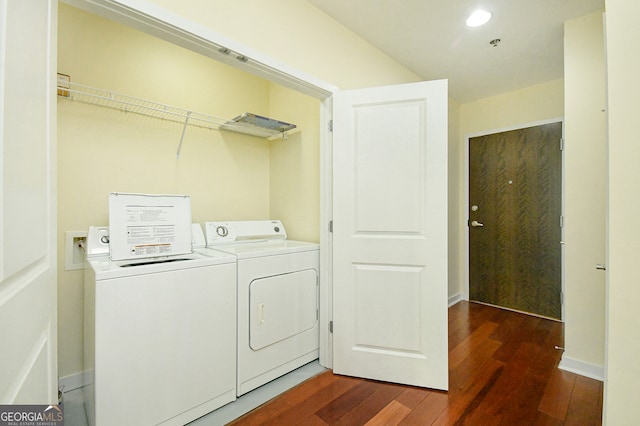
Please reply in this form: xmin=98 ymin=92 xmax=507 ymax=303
xmin=306 ymin=0 xmax=605 ymax=103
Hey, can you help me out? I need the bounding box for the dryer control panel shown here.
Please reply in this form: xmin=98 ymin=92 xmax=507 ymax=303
xmin=205 ymin=220 xmax=286 ymax=246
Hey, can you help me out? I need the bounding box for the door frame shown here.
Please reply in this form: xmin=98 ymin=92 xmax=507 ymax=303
xmin=463 ymin=117 xmax=566 ymax=321
xmin=62 ymin=0 xmax=338 ymax=368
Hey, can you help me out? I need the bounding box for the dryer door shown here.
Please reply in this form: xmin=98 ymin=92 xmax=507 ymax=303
xmin=249 ymin=269 xmax=318 ymax=350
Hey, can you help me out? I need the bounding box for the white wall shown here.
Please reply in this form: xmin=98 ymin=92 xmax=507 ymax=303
xmin=604 ymin=0 xmax=640 ymax=423
xmin=562 ymin=11 xmax=607 ymax=375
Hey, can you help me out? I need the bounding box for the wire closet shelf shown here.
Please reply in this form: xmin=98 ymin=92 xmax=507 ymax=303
xmin=57 ymin=79 xmax=297 ymax=158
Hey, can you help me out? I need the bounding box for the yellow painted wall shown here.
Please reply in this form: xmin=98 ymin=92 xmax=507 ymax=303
xmin=55 ymin=3 xmax=639 ymax=421
xmin=460 ymin=79 xmax=564 ymax=136
xmin=563 ymin=11 xmax=606 ymax=370
xmin=604 ymin=0 xmax=640 ymax=422
xmin=57 ymin=0 xmax=425 ymax=380
xmin=457 ymin=80 xmax=565 ymax=298
xmin=57 ymin=4 xmax=318 ymax=377
xmin=142 ymin=0 xmax=421 ymax=90
xmin=268 ymin=85 xmax=321 ymax=243
xmin=448 ymin=98 xmax=461 ymax=299
xmin=457 ymin=12 xmax=608 ymax=377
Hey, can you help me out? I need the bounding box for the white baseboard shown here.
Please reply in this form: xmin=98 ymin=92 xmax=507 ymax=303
xmin=448 ymin=292 xmax=463 ymax=307
xmin=558 ymin=355 xmax=604 ymax=382
xmin=59 ymin=370 xmax=91 ymax=392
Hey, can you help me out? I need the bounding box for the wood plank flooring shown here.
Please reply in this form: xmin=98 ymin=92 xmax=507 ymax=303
xmin=230 ymin=301 xmax=603 ymax=425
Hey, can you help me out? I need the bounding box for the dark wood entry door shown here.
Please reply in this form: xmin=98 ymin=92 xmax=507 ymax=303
xmin=469 ymin=122 xmax=562 ymax=319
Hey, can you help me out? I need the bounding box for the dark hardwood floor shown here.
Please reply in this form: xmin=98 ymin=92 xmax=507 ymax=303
xmin=230 ymin=301 xmax=603 ymax=425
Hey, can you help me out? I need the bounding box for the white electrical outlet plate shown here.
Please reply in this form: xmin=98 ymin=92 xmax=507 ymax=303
xmin=65 ymin=231 xmax=87 ymax=271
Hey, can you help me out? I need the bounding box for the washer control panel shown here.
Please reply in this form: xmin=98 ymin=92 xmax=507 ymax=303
xmin=86 ymin=226 xmax=110 ymax=257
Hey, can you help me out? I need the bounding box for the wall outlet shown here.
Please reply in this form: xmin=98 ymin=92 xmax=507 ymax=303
xmin=65 ymin=231 xmax=87 ymax=271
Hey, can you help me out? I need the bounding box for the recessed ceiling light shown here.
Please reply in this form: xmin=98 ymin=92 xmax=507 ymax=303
xmin=466 ymin=10 xmax=492 ymax=27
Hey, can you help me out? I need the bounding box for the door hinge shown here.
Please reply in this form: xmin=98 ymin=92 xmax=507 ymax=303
xmin=560 ymin=215 xmax=564 ymax=227
xmin=329 ymin=320 xmax=333 ymax=333
xmin=560 ymin=138 xmax=564 ymax=151
xmin=329 ymin=220 xmax=333 ymax=233
xmin=560 ymin=291 xmax=564 ymax=305
xmin=328 ymin=120 xmax=333 ymax=132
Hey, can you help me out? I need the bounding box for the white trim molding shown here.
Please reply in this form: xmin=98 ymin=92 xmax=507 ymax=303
xmin=58 ymin=370 xmax=92 ymax=392
xmin=558 ymin=354 xmax=604 ymax=382
xmin=448 ymin=292 xmax=463 ymax=307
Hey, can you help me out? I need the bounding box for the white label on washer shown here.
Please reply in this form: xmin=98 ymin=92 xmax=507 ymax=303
xmin=109 ymin=193 xmax=192 ymax=260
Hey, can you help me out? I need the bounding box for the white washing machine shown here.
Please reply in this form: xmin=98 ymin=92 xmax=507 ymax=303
xmin=204 ymin=220 xmax=319 ymax=396
xmin=84 ymin=226 xmax=237 ymax=426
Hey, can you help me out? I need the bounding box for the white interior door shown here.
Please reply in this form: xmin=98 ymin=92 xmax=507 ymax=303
xmin=0 ymin=0 xmax=58 ymax=404
xmin=332 ymin=80 xmax=448 ymax=390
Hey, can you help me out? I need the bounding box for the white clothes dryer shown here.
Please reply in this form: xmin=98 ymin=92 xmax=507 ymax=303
xmin=205 ymin=220 xmax=319 ymax=396
xmin=84 ymin=226 xmax=237 ymax=426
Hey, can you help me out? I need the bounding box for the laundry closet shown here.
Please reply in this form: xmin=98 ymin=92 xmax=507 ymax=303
xmin=56 ymin=0 xmax=321 ymax=405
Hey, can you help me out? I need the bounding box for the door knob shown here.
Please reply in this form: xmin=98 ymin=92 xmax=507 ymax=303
xmin=470 ymin=220 xmax=484 ymax=227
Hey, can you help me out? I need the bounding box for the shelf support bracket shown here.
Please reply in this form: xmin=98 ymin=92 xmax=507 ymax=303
xmin=176 ymin=111 xmax=191 ymax=159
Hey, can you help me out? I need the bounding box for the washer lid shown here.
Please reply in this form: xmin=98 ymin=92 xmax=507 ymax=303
xmin=210 ymin=239 xmax=318 ymax=259
xmin=88 ymin=249 xmax=236 ymax=280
